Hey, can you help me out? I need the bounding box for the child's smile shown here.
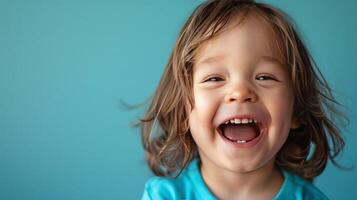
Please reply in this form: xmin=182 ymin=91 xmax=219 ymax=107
xmin=214 ymin=107 xmax=268 ymax=148
xmin=189 ymin=15 xmax=299 ymax=174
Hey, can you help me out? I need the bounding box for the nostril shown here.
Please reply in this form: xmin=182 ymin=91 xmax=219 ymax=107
xmin=245 ymin=97 xmax=255 ymax=102
xmin=228 ymin=96 xmax=255 ymax=103
xmin=225 ymin=90 xmax=257 ymax=103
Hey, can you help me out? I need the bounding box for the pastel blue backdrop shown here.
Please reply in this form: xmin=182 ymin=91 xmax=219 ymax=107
xmin=0 ymin=0 xmax=356 ymax=199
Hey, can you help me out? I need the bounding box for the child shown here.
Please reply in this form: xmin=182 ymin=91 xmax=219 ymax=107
xmin=138 ymin=0 xmax=347 ymax=199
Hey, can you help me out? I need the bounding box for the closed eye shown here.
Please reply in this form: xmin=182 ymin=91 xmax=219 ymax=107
xmin=204 ymin=76 xmax=224 ymax=82
xmin=255 ymin=75 xmax=280 ymax=82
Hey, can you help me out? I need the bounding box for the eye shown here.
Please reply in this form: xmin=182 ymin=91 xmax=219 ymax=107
xmin=204 ymin=76 xmax=224 ymax=82
xmin=255 ymin=75 xmax=277 ymax=81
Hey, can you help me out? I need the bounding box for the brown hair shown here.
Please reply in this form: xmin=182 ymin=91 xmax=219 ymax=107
xmin=136 ymin=0 xmax=348 ymax=181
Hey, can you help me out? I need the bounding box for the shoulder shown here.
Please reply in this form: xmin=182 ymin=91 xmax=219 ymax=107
xmin=141 ymin=159 xmax=215 ymax=200
xmin=275 ymin=170 xmax=330 ymax=200
xmin=142 ymin=176 xmax=183 ymax=200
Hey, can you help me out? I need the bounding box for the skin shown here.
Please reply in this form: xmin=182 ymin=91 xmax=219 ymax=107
xmin=188 ymin=15 xmax=299 ymax=200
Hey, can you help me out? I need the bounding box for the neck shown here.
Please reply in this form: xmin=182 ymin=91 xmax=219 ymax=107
xmin=200 ymin=157 xmax=284 ymax=200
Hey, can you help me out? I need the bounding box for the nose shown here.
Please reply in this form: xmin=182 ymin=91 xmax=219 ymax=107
xmin=224 ymin=83 xmax=258 ymax=104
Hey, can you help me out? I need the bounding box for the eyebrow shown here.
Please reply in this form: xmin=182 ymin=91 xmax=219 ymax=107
xmin=260 ymin=56 xmax=284 ymax=65
xmin=196 ymin=54 xmax=226 ymax=66
xmin=196 ymin=54 xmax=284 ymax=67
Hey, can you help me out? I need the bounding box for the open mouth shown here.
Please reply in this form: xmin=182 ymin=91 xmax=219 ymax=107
xmin=217 ymin=118 xmax=262 ymax=144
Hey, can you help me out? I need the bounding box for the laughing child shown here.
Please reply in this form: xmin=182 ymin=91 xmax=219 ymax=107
xmin=139 ymin=0 xmax=346 ymax=199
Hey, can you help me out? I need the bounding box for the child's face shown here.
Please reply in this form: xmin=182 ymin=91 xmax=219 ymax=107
xmin=189 ymin=17 xmax=298 ymax=173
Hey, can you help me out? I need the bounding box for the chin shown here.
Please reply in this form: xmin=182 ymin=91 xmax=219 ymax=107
xmin=218 ymin=158 xmax=261 ymax=174
xmin=233 ymin=153 xmax=276 ymax=172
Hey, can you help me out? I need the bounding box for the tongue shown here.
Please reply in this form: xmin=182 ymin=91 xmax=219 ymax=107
xmin=223 ymin=124 xmax=258 ymax=141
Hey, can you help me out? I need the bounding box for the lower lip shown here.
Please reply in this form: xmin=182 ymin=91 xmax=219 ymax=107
xmin=217 ymin=127 xmax=266 ymax=148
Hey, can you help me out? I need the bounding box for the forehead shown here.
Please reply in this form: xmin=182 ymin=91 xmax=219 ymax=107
xmin=194 ymin=14 xmax=284 ymax=68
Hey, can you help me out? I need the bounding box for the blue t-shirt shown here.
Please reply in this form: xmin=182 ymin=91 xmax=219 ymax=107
xmin=141 ymin=159 xmax=329 ymax=200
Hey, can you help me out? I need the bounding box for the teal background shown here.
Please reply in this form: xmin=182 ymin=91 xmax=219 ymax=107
xmin=0 ymin=0 xmax=356 ymax=199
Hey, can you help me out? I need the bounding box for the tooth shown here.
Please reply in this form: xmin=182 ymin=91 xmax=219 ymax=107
xmin=225 ymin=121 xmax=229 ymax=124
xmin=254 ymin=119 xmax=257 ymax=123
xmin=249 ymin=119 xmax=253 ymax=123
xmin=234 ymin=118 xmax=241 ymax=124
xmin=242 ymin=118 xmax=248 ymax=124
xmin=236 ymin=140 xmax=246 ymax=144
xmin=230 ymin=119 xmax=235 ymax=123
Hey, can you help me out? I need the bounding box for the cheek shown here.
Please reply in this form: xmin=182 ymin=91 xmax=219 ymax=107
xmin=194 ymin=91 xmax=213 ymax=111
xmin=265 ymin=88 xmax=294 ymax=131
xmin=189 ymin=89 xmax=220 ymax=133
